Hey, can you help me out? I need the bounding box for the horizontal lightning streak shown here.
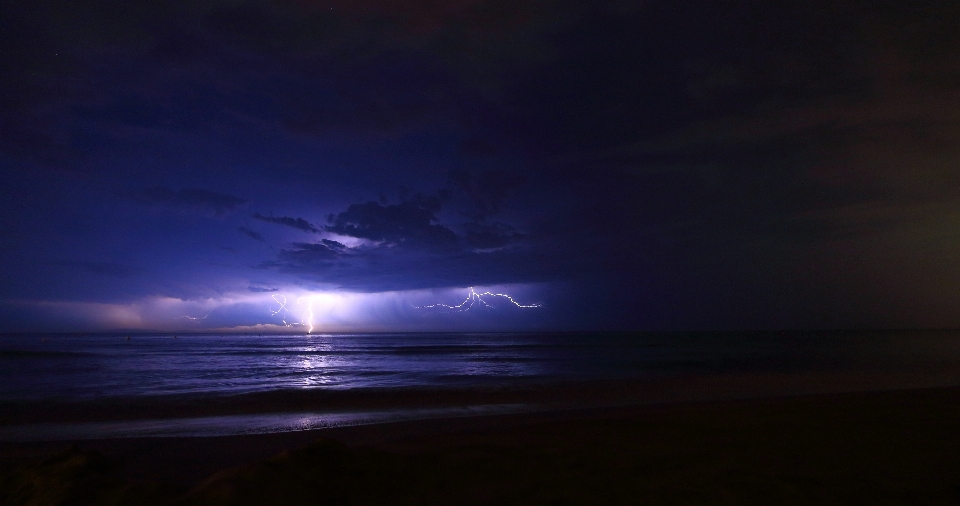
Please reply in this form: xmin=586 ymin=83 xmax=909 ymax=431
xmin=415 ymin=287 xmax=541 ymax=312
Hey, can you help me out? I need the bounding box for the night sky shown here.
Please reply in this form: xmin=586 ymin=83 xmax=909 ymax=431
xmin=3 ymin=0 xmax=960 ymax=332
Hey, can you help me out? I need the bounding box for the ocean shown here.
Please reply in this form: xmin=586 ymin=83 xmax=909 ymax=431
xmin=3 ymin=330 xmax=960 ymax=440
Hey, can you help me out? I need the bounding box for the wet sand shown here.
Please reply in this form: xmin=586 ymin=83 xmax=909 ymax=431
xmin=5 ymin=372 xmax=960 ymax=504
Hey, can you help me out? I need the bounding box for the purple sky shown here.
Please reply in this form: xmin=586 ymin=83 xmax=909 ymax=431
xmin=3 ymin=0 xmax=960 ymax=332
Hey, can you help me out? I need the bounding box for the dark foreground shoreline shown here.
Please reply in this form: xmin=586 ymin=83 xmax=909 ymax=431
xmin=7 ymin=364 xmax=960 ymax=427
xmin=5 ymin=378 xmax=960 ymax=504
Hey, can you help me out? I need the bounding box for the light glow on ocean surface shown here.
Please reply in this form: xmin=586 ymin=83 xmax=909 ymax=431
xmin=0 ymin=404 xmax=534 ymax=441
xmin=5 ymin=331 xmax=960 ymax=402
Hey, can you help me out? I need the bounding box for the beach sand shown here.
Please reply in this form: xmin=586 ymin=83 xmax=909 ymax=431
xmin=4 ymin=375 xmax=960 ymax=504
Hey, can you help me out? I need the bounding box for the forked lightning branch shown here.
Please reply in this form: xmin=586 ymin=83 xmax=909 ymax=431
xmin=415 ymin=287 xmax=541 ymax=312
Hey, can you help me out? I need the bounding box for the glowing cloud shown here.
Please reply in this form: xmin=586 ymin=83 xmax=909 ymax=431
xmin=5 ymin=284 xmax=546 ymax=333
xmin=271 ymin=293 xmax=348 ymax=333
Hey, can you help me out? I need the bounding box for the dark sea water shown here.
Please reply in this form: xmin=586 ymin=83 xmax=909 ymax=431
xmin=3 ymin=331 xmax=960 ymax=440
xmin=4 ymin=330 xmax=960 ymax=401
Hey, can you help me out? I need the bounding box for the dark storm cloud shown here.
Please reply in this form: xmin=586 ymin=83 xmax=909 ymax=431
xmin=324 ymin=194 xmax=458 ymax=249
xmin=6 ymin=0 xmax=960 ymax=331
xmin=463 ymin=221 xmax=526 ymax=249
xmin=252 ymin=213 xmax=319 ymax=233
xmin=6 ymin=0 xmax=958 ymax=171
xmin=0 ymin=2 xmax=213 ymax=168
xmin=601 ymin=82 xmax=960 ymax=245
xmin=0 ymin=0 xmax=570 ymax=173
xmin=238 ymin=227 xmax=265 ymax=241
xmin=130 ymin=187 xmax=246 ymax=216
xmin=273 ymin=239 xmax=346 ymax=268
xmin=56 ymin=260 xmax=140 ymax=278
xmin=513 ymin=0 xmax=960 ymax=247
xmin=448 ymin=170 xmax=526 ymax=220
xmin=264 ymin=187 xmax=555 ymax=291
xmin=247 ymin=286 xmax=278 ymax=293
xmin=268 ymin=240 xmax=569 ymax=292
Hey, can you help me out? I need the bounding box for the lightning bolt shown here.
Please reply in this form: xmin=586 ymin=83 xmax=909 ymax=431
xmin=300 ymin=296 xmax=314 ymax=333
xmin=271 ymin=294 xmax=288 ymax=317
xmin=416 ymin=287 xmax=541 ymax=312
xmin=271 ymin=294 xmax=315 ymax=333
